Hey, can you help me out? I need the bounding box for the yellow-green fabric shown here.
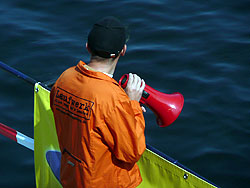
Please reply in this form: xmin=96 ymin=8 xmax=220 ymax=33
xmin=34 ymin=83 xmax=217 ymax=188
xmin=137 ymin=149 xmax=217 ymax=188
xmin=34 ymin=83 xmax=62 ymax=188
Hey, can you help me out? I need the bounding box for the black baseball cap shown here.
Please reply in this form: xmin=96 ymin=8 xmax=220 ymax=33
xmin=87 ymin=16 xmax=128 ymax=58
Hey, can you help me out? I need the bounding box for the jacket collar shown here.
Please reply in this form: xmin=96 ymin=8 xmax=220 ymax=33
xmin=76 ymin=60 xmax=119 ymax=86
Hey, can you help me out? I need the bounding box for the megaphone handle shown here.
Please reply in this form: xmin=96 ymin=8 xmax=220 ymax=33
xmin=120 ymin=74 xmax=129 ymax=88
xmin=142 ymin=90 xmax=150 ymax=99
xmin=119 ymin=74 xmax=150 ymax=100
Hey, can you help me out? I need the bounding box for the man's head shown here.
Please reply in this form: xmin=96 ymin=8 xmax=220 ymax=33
xmin=87 ymin=16 xmax=128 ymax=60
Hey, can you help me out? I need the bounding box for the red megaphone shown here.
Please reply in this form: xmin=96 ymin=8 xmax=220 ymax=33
xmin=119 ymin=74 xmax=184 ymax=127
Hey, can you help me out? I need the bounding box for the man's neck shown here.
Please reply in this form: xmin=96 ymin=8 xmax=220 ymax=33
xmin=88 ymin=58 xmax=118 ymax=75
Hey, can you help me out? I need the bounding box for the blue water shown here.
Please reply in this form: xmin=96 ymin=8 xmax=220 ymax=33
xmin=0 ymin=0 xmax=250 ymax=187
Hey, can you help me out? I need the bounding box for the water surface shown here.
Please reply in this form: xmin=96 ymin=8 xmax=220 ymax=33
xmin=0 ymin=0 xmax=250 ymax=187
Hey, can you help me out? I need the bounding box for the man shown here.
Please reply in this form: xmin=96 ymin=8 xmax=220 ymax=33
xmin=50 ymin=16 xmax=146 ymax=188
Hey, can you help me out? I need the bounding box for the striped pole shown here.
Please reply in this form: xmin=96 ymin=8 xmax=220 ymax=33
xmin=0 ymin=122 xmax=34 ymax=151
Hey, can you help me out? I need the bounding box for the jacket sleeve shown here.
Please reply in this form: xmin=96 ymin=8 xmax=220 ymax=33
xmin=98 ymin=98 xmax=146 ymax=164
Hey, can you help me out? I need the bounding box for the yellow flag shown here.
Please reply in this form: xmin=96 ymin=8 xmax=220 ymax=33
xmin=34 ymin=83 xmax=62 ymax=188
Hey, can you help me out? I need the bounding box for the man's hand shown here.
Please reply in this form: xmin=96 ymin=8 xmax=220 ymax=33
xmin=125 ymin=73 xmax=146 ymax=103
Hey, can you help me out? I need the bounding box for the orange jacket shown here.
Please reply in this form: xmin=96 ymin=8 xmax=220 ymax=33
xmin=50 ymin=61 xmax=146 ymax=188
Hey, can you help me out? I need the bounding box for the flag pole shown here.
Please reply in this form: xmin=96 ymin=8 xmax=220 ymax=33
xmin=0 ymin=61 xmax=51 ymax=90
xmin=0 ymin=61 xmax=37 ymax=85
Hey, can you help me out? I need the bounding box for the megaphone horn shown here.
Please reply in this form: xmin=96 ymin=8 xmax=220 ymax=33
xmin=119 ymin=74 xmax=184 ymax=127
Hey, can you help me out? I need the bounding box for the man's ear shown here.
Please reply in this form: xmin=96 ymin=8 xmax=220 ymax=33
xmin=86 ymin=43 xmax=91 ymax=54
xmin=120 ymin=44 xmax=127 ymax=56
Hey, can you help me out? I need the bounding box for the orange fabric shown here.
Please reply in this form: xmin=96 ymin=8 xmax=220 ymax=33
xmin=50 ymin=61 xmax=146 ymax=188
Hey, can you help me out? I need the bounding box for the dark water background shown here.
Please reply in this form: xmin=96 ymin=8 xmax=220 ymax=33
xmin=0 ymin=0 xmax=250 ymax=187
